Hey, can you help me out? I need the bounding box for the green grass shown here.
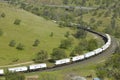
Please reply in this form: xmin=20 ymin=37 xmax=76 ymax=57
xmin=0 ymin=3 xmax=76 ymax=65
xmin=25 ymin=62 xmax=97 ymax=80
xmin=0 ymin=3 xmax=104 ymax=66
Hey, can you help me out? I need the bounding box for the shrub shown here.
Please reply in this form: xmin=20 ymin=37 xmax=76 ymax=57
xmin=59 ymin=38 xmax=73 ymax=49
xmin=9 ymin=40 xmax=16 ymax=47
xmin=50 ymin=32 xmax=53 ymax=37
xmin=16 ymin=43 xmax=24 ymax=50
xmin=34 ymin=50 xmax=48 ymax=63
xmin=33 ymin=39 xmax=40 ymax=47
xmin=64 ymin=31 xmax=70 ymax=38
xmin=74 ymin=29 xmax=87 ymax=38
xmin=51 ymin=48 xmax=67 ymax=60
xmin=14 ymin=19 xmax=21 ymax=25
xmin=1 ymin=12 xmax=6 ymax=18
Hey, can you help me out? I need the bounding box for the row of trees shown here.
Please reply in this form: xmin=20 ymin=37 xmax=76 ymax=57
xmin=34 ymin=38 xmax=98 ymax=62
xmin=33 ymin=48 xmax=67 ymax=62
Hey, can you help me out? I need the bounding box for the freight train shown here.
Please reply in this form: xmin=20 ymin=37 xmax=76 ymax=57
xmin=0 ymin=33 xmax=111 ymax=75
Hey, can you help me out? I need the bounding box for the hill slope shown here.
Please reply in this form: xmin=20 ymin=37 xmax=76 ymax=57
xmin=0 ymin=3 xmax=73 ymax=65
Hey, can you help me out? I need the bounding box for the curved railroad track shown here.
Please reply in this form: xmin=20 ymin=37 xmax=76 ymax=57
xmin=0 ymin=2 xmax=117 ymax=71
xmin=0 ymin=2 xmax=118 ymax=77
xmin=29 ymin=29 xmax=118 ymax=73
xmin=0 ymin=24 xmax=118 ymax=75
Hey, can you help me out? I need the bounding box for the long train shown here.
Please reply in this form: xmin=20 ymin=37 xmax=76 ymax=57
xmin=0 ymin=31 xmax=111 ymax=76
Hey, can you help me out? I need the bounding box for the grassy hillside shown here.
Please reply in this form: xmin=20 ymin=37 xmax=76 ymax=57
xmin=0 ymin=3 xmax=75 ymax=65
xmin=0 ymin=2 xmax=104 ymax=66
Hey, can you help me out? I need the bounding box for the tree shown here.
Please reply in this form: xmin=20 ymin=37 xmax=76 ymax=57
xmin=64 ymin=31 xmax=70 ymax=38
xmin=20 ymin=2 xmax=26 ymax=9
xmin=33 ymin=39 xmax=40 ymax=47
xmin=34 ymin=50 xmax=48 ymax=63
xmin=70 ymin=39 xmax=88 ymax=56
xmin=70 ymin=46 xmax=83 ymax=57
xmin=5 ymin=71 xmax=25 ymax=80
xmin=74 ymin=29 xmax=87 ymax=38
xmin=1 ymin=12 xmax=6 ymax=18
xmin=14 ymin=19 xmax=21 ymax=25
xmin=59 ymin=38 xmax=73 ymax=49
xmin=16 ymin=43 xmax=24 ymax=50
xmin=50 ymin=32 xmax=53 ymax=37
xmin=51 ymin=48 xmax=67 ymax=60
xmin=9 ymin=40 xmax=16 ymax=47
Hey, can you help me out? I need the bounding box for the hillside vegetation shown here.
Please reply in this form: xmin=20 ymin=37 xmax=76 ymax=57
xmin=0 ymin=2 xmax=104 ymax=66
xmin=0 ymin=3 xmax=74 ymax=65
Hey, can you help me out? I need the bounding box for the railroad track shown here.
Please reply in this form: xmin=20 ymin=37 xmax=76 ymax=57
xmin=0 ymin=25 xmax=118 ymax=75
xmin=27 ymin=29 xmax=118 ymax=73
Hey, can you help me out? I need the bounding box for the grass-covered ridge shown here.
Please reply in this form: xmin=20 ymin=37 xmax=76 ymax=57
xmin=0 ymin=3 xmax=75 ymax=65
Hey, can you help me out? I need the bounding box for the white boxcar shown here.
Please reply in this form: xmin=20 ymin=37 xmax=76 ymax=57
xmin=55 ymin=58 xmax=70 ymax=65
xmin=106 ymin=34 xmax=111 ymax=45
xmin=84 ymin=51 xmax=95 ymax=58
xmin=94 ymin=48 xmax=103 ymax=54
xmin=102 ymin=44 xmax=109 ymax=51
xmin=0 ymin=69 xmax=4 ymax=75
xmin=29 ymin=63 xmax=47 ymax=70
xmin=72 ymin=55 xmax=85 ymax=62
xmin=106 ymin=42 xmax=110 ymax=47
xmin=8 ymin=66 xmax=28 ymax=72
xmin=106 ymin=34 xmax=111 ymax=41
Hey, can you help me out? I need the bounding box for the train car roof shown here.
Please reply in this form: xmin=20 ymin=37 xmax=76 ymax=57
xmin=0 ymin=69 xmax=4 ymax=74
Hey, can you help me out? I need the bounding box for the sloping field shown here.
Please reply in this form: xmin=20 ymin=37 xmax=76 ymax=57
xmin=0 ymin=3 xmax=73 ymax=65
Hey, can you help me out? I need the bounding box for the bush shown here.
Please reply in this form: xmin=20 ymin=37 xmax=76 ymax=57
xmin=50 ymin=32 xmax=53 ymax=37
xmin=34 ymin=50 xmax=48 ymax=63
xmin=1 ymin=12 xmax=6 ymax=18
xmin=33 ymin=39 xmax=40 ymax=47
xmin=59 ymin=38 xmax=73 ymax=49
xmin=64 ymin=31 xmax=70 ymax=38
xmin=16 ymin=43 xmax=24 ymax=50
xmin=9 ymin=40 xmax=16 ymax=47
xmin=51 ymin=48 xmax=67 ymax=60
xmin=74 ymin=29 xmax=87 ymax=38
xmin=14 ymin=19 xmax=21 ymax=25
